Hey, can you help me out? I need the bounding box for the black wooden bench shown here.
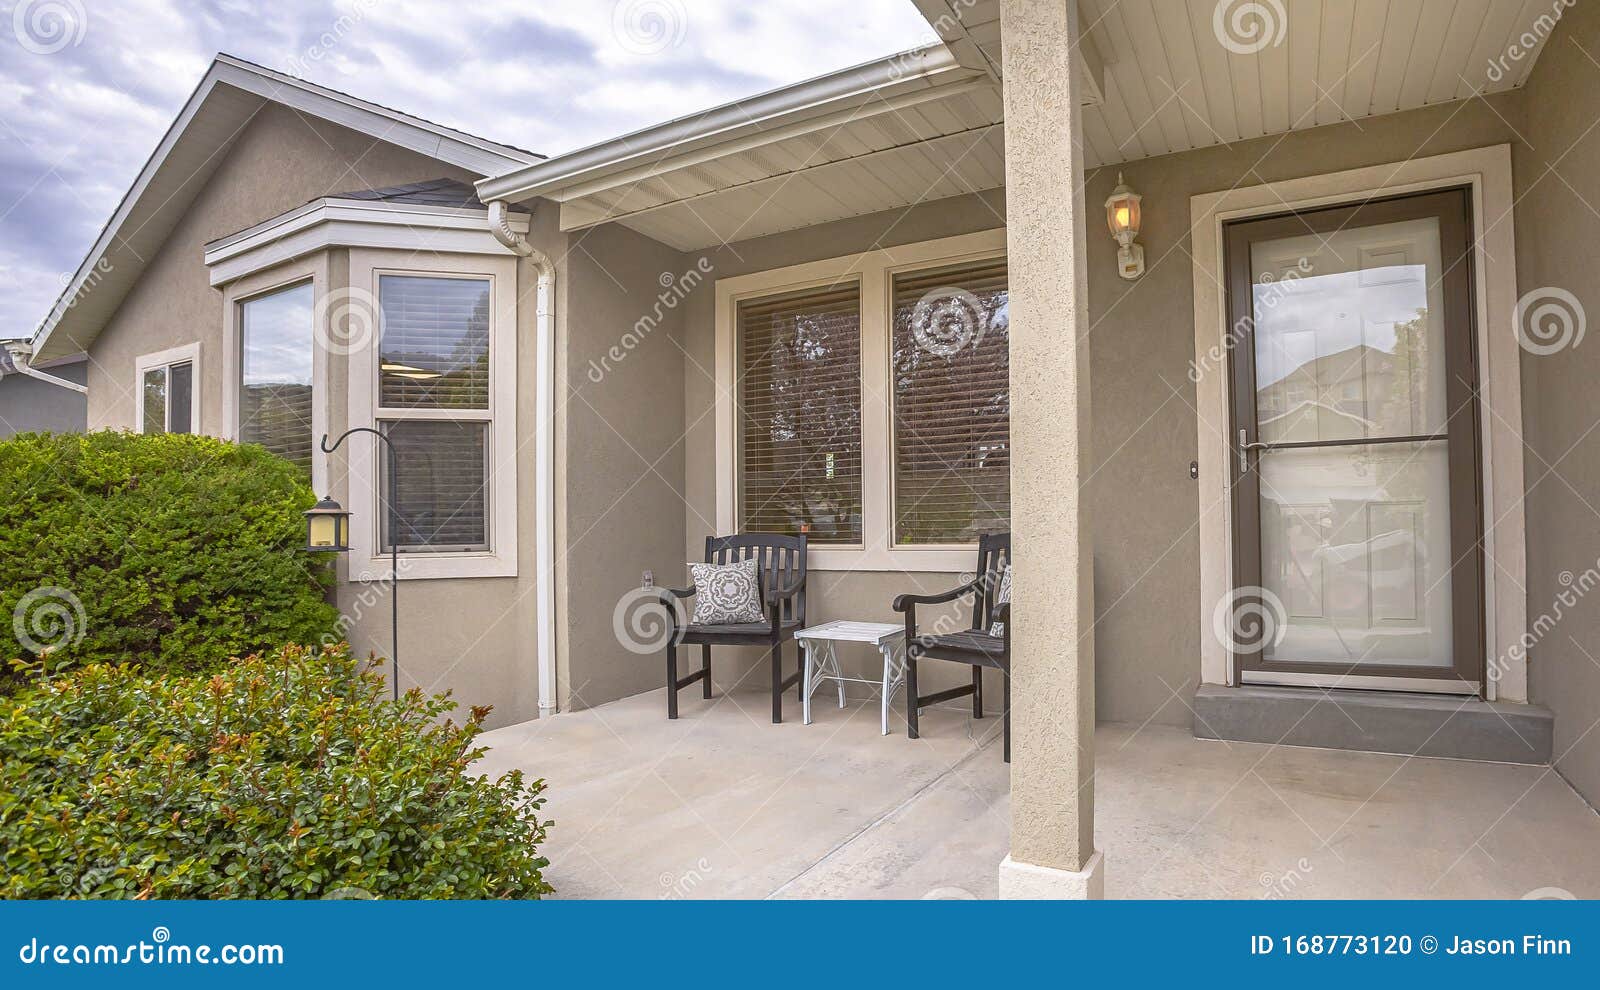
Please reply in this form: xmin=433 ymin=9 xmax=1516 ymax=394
xmin=660 ymin=533 xmax=808 ymax=723
xmin=892 ymin=532 xmax=1011 ymax=761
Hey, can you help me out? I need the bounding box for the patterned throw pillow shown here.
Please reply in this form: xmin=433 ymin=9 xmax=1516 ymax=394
xmin=689 ymin=559 xmax=765 ymax=624
xmin=988 ymin=564 xmax=1012 ymax=637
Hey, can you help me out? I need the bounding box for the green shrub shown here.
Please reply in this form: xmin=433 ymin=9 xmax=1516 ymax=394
xmin=0 ymin=643 xmax=553 ymax=899
xmin=0 ymin=431 xmax=338 ymax=689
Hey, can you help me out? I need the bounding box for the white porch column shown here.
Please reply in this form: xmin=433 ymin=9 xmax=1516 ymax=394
xmin=996 ymin=0 xmax=1102 ymax=899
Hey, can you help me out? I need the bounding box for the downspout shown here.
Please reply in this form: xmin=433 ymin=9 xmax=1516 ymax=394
xmin=2 ymin=342 xmax=87 ymax=394
xmin=488 ymin=200 xmax=559 ymax=717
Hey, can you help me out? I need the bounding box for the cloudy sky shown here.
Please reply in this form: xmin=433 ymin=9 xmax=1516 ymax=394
xmin=0 ymin=0 xmax=936 ymax=336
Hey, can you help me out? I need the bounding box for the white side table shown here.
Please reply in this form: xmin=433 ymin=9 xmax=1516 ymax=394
xmin=795 ymin=620 xmax=907 ymax=735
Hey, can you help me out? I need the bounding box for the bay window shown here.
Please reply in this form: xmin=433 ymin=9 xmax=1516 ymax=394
xmin=376 ymin=274 xmax=493 ymax=554
xmin=347 ymin=249 xmax=518 ymax=580
xmin=239 ymin=281 xmax=315 ymax=474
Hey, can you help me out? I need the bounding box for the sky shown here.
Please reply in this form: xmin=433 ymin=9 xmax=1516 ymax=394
xmin=0 ymin=0 xmax=937 ymax=337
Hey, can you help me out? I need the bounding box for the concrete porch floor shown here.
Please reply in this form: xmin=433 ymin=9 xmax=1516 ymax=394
xmin=475 ymin=685 xmax=1600 ymax=899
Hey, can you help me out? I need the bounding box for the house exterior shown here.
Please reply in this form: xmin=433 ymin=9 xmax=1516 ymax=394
xmin=20 ymin=1 xmax=1600 ymax=897
xmin=0 ymin=351 xmax=86 ymax=438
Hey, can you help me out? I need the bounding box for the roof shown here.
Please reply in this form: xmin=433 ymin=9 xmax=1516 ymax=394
xmin=474 ymin=0 xmax=1560 ymax=252
xmin=328 ymin=178 xmax=492 ymax=209
xmin=474 ymin=44 xmax=1002 ymax=249
xmin=30 ymin=55 xmax=542 ymax=362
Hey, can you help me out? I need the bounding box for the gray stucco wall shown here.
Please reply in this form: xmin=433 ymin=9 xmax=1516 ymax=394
xmin=1511 ymin=0 xmax=1600 ymax=809
xmin=0 ymin=360 xmax=86 ymax=437
xmin=557 ymin=220 xmax=690 ymax=712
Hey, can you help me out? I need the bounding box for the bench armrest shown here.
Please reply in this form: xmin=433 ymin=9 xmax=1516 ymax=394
xmin=891 ymin=579 xmax=979 ymax=614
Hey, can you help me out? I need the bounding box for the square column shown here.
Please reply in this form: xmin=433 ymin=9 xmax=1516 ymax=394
xmin=996 ymin=0 xmax=1102 ymax=899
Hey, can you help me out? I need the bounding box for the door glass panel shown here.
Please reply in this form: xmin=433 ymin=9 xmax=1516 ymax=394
xmin=1252 ymin=217 xmax=1447 ymax=445
xmin=1259 ymin=441 xmax=1454 ymax=668
xmin=1250 ymin=215 xmax=1456 ymax=672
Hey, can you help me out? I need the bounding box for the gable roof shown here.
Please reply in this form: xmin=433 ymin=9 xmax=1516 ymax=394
xmin=31 ymin=54 xmax=542 ymax=361
xmin=328 ymin=178 xmax=493 ymax=209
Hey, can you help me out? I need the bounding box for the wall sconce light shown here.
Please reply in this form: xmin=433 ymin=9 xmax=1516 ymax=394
xmin=1105 ymin=172 xmax=1144 ymax=280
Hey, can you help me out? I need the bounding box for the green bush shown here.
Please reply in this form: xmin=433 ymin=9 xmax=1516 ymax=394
xmin=0 ymin=643 xmax=553 ymax=899
xmin=0 ymin=431 xmax=338 ymax=689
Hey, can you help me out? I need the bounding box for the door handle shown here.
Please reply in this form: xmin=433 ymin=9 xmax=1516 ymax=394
xmin=1237 ymin=429 xmax=1270 ymax=473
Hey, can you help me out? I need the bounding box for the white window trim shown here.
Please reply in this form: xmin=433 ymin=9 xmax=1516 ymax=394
xmin=714 ymin=228 xmax=1007 ymax=573
xmin=221 ymin=255 xmax=330 ymax=495
xmin=1188 ymin=144 xmax=1528 ymax=702
xmin=133 ymin=342 xmax=201 ymax=435
xmin=346 ymin=248 xmax=518 ymax=581
xmin=202 ymin=198 xmax=529 ymax=287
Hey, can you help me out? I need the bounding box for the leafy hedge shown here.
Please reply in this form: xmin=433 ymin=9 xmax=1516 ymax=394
xmin=0 ymin=431 xmax=338 ymax=689
xmin=0 ymin=643 xmax=553 ymax=898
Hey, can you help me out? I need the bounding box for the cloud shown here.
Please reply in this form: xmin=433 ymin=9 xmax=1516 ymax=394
xmin=0 ymin=0 xmax=933 ymax=334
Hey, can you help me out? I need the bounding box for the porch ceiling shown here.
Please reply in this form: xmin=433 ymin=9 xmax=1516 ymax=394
xmin=485 ymin=0 xmax=1557 ymax=253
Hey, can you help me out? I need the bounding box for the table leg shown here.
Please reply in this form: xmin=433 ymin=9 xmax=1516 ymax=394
xmin=802 ymin=641 xmax=813 ymax=725
xmin=832 ymin=641 xmax=846 ymax=709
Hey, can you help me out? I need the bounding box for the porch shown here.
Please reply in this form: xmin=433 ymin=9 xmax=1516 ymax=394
xmin=475 ymin=686 xmax=1600 ymax=900
xmin=477 ymin=0 xmax=1600 ymax=897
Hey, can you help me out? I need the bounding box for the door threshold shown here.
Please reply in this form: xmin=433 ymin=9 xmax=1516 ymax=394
xmin=1193 ymin=684 xmax=1551 ymax=765
xmin=1240 ymin=672 xmax=1479 ymax=696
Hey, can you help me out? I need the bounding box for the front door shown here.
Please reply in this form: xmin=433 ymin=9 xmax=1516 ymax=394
xmin=1225 ymin=189 xmax=1483 ymax=691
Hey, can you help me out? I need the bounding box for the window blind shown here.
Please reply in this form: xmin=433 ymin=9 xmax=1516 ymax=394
xmin=381 ymin=420 xmax=489 ymax=552
xmin=240 ymin=282 xmax=315 ymax=474
xmin=379 ymin=275 xmax=490 ymax=410
xmin=737 ymin=283 xmax=863 ymax=544
xmin=890 ymin=258 xmax=1010 ymax=544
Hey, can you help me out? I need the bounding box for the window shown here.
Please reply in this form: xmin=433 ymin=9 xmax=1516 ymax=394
xmin=239 ymin=282 xmax=315 ymax=473
xmin=715 ymin=230 xmax=1010 ymax=570
xmin=737 ymin=283 xmax=863 ymax=544
xmin=135 ymin=343 xmax=199 ymax=435
xmin=891 ymin=258 xmax=1010 ymax=544
xmin=376 ymin=274 xmax=494 ymax=554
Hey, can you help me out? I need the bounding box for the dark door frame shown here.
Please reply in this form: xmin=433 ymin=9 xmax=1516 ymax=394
xmin=1223 ymin=187 xmax=1484 ymax=688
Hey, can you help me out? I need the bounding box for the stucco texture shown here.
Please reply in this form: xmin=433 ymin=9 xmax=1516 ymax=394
xmin=1510 ymin=0 xmax=1600 ymax=809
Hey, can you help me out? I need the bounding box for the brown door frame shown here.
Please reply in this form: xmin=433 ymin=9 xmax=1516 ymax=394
xmin=1224 ymin=187 xmax=1484 ymax=687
